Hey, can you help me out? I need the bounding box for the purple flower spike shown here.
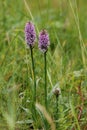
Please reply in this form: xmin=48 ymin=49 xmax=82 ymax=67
xmin=38 ymin=30 xmax=50 ymax=53
xmin=25 ymin=22 xmax=36 ymax=47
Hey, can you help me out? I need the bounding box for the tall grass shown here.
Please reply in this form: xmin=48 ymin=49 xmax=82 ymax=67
xmin=0 ymin=0 xmax=87 ymax=130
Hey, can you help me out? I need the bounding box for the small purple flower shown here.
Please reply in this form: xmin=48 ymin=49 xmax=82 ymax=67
xmin=25 ymin=22 xmax=36 ymax=47
xmin=38 ymin=30 xmax=50 ymax=53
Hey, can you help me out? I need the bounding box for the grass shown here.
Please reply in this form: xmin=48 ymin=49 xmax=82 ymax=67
xmin=0 ymin=0 xmax=87 ymax=129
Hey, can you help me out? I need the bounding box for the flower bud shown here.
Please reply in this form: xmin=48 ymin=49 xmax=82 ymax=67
xmin=53 ymin=87 xmax=60 ymax=97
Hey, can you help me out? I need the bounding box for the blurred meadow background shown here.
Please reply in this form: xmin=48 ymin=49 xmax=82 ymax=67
xmin=0 ymin=0 xmax=87 ymax=129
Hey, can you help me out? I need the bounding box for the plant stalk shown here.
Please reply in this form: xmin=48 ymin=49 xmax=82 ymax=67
xmin=56 ymin=96 xmax=58 ymax=115
xmin=44 ymin=52 xmax=47 ymax=109
xmin=30 ymin=46 xmax=36 ymax=103
xmin=55 ymin=95 xmax=59 ymax=129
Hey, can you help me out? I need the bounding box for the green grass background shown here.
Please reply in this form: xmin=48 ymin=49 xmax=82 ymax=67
xmin=0 ymin=0 xmax=87 ymax=129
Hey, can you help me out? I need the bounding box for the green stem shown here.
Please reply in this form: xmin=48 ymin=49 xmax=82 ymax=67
xmin=30 ymin=46 xmax=36 ymax=103
xmin=44 ymin=52 xmax=47 ymax=109
xmin=56 ymin=95 xmax=58 ymax=128
xmin=56 ymin=96 xmax=58 ymax=115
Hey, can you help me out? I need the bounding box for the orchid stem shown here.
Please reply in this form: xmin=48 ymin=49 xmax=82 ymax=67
xmin=44 ymin=52 xmax=47 ymax=110
xmin=30 ymin=46 xmax=36 ymax=104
